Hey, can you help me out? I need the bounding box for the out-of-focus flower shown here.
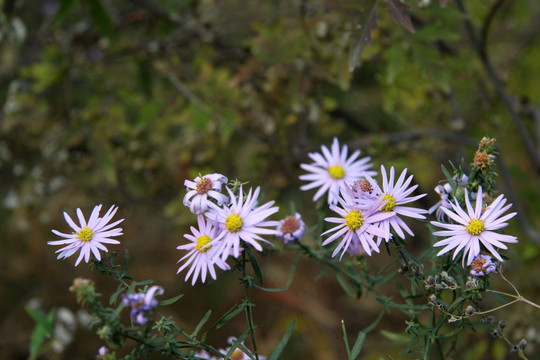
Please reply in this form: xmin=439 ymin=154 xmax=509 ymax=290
xmin=470 ymin=255 xmax=498 ymax=276
xmin=177 ymin=215 xmax=230 ymax=285
xmin=299 ymin=137 xmax=376 ymax=205
xmin=369 ymin=165 xmax=427 ymax=242
xmin=122 ymin=286 xmax=163 ymax=325
xmin=206 ymin=186 xmax=279 ymax=260
xmin=428 ymin=175 xmax=468 ymax=221
xmin=183 ymin=173 xmax=229 ymax=214
xmin=276 ymin=213 xmax=306 ymax=243
xmin=49 ymin=205 xmax=124 ymax=266
xmin=322 ymin=183 xmax=393 ymax=259
xmin=431 ymin=186 xmax=518 ymax=265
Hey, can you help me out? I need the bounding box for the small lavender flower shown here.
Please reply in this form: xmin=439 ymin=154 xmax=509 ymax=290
xmin=299 ymin=137 xmax=376 ymax=205
xmin=470 ymin=255 xmax=498 ymax=276
xmin=122 ymin=286 xmax=163 ymax=325
xmin=49 ymin=205 xmax=124 ymax=266
xmin=276 ymin=213 xmax=306 ymax=243
xmin=183 ymin=173 xmax=229 ymax=214
xmin=428 ymin=175 xmax=468 ymax=221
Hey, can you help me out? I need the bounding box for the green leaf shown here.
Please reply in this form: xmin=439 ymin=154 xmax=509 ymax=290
xmin=268 ymin=318 xmax=296 ymax=360
xmin=380 ymin=329 xmax=410 ymax=343
xmin=53 ymin=0 xmax=77 ymax=27
xmin=349 ymin=0 xmax=379 ymax=72
xmin=159 ymin=294 xmax=184 ymax=307
xmin=87 ymin=0 xmax=112 ymax=37
xmin=216 ymin=303 xmax=245 ymax=329
xmin=335 ymin=271 xmax=358 ymax=298
xmin=350 ymin=331 xmax=366 ymax=359
xmin=246 ymin=247 xmax=263 ymax=285
xmin=192 ymin=310 xmax=212 ymax=337
xmin=25 ymin=307 xmax=56 ymax=358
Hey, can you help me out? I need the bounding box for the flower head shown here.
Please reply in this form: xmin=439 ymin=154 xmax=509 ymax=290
xmin=299 ymin=137 xmax=376 ymax=204
xmin=122 ymin=285 xmax=163 ymax=325
xmin=370 ymin=165 xmax=428 ymax=242
xmin=322 ymin=183 xmax=393 ymax=259
xmin=177 ymin=215 xmax=230 ymax=285
xmin=428 ymin=175 xmax=469 ymax=221
xmin=431 ymin=186 xmax=518 ymax=265
xmin=470 ymin=255 xmax=498 ymax=277
xmin=276 ymin=213 xmax=306 ymax=243
xmin=206 ymin=186 xmax=279 ymax=260
xmin=48 ymin=205 xmax=124 ymax=266
xmin=183 ymin=173 xmax=229 ymax=214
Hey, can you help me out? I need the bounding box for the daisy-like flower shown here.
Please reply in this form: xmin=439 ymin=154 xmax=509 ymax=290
xmin=276 ymin=213 xmax=306 ymax=243
xmin=177 ymin=215 xmax=230 ymax=285
xmin=48 ymin=205 xmax=124 ymax=266
xmin=322 ymin=183 xmax=394 ymax=259
xmin=299 ymin=137 xmax=376 ymax=204
xmin=369 ymin=165 xmax=427 ymax=242
xmin=469 ymin=255 xmax=498 ymax=277
xmin=431 ymin=186 xmax=518 ymax=265
xmin=122 ymin=285 xmax=163 ymax=325
xmin=207 ymin=185 xmax=279 ymax=261
xmin=183 ymin=173 xmax=229 ymax=214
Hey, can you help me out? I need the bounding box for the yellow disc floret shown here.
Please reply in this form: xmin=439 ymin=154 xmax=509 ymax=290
xmin=195 ymin=235 xmax=212 ymax=252
xmin=77 ymin=227 xmax=94 ymax=242
xmin=345 ymin=210 xmax=363 ymax=231
xmin=381 ymin=193 xmax=396 ymax=212
xmin=328 ymin=165 xmax=345 ymax=179
xmin=466 ymin=219 xmax=485 ymax=235
xmin=225 ymin=213 xmax=243 ymax=233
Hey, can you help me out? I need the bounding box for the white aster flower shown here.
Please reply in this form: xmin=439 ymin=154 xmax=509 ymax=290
xmin=431 ymin=186 xmax=518 ymax=265
xmin=207 ymin=186 xmax=279 ymax=261
xmin=48 ymin=205 xmax=124 ymax=266
xmin=177 ymin=215 xmax=230 ymax=285
xmin=276 ymin=213 xmax=306 ymax=243
xmin=322 ymin=183 xmax=393 ymax=259
xmin=183 ymin=173 xmax=229 ymax=214
xmin=299 ymin=137 xmax=376 ymax=204
xmin=370 ymin=165 xmax=428 ymax=242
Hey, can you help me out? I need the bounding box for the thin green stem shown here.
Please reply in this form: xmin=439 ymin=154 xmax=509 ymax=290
xmin=240 ymin=250 xmax=259 ymax=360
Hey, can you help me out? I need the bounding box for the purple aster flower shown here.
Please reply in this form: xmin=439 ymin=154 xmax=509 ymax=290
xmin=177 ymin=215 xmax=230 ymax=285
xmin=48 ymin=205 xmax=124 ymax=266
xmin=183 ymin=173 xmax=229 ymax=214
xmin=322 ymin=183 xmax=393 ymax=259
xmin=299 ymin=137 xmax=376 ymax=205
xmin=431 ymin=186 xmax=518 ymax=265
xmin=469 ymin=255 xmax=498 ymax=276
xmin=368 ymin=165 xmax=428 ymax=242
xmin=276 ymin=213 xmax=306 ymax=243
xmin=122 ymin=285 xmax=163 ymax=325
xmin=206 ymin=185 xmax=279 ymax=260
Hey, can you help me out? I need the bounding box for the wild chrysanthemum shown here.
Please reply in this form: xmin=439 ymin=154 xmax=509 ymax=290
xmin=370 ymin=165 xmax=427 ymax=242
xmin=206 ymin=186 xmax=279 ymax=260
xmin=322 ymin=183 xmax=393 ymax=259
xmin=183 ymin=173 xmax=229 ymax=214
xmin=122 ymin=285 xmax=163 ymax=325
xmin=48 ymin=205 xmax=124 ymax=266
xmin=276 ymin=213 xmax=306 ymax=243
xmin=431 ymin=186 xmax=517 ymax=265
xmin=299 ymin=137 xmax=376 ymax=204
xmin=177 ymin=215 xmax=230 ymax=285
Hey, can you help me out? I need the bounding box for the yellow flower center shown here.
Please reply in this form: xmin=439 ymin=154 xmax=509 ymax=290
xmin=225 ymin=213 xmax=243 ymax=233
xmin=466 ymin=219 xmax=485 ymax=235
xmin=345 ymin=210 xmax=363 ymax=231
xmin=328 ymin=165 xmax=345 ymax=179
xmin=381 ymin=193 xmax=396 ymax=212
xmin=195 ymin=235 xmax=212 ymax=252
xmin=77 ymin=227 xmax=94 ymax=242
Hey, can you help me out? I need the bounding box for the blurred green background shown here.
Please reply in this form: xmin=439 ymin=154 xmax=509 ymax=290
xmin=1 ymin=0 xmax=540 ymax=359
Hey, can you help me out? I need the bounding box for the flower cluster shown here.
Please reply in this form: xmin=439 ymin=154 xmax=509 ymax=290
xmin=320 ymin=165 xmax=427 ymax=259
xmin=178 ymin=176 xmax=280 ymax=284
xmin=122 ymin=285 xmax=164 ymax=325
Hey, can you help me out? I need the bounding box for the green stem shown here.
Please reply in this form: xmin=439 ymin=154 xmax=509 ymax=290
xmin=241 ymin=250 xmax=259 ymax=360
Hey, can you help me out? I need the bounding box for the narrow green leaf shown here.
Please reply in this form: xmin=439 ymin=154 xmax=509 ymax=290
xmin=87 ymin=0 xmax=112 ymax=36
xmin=350 ymin=331 xmax=366 ymax=359
xmin=216 ymin=304 xmax=245 ymax=329
xmin=53 ymin=0 xmax=77 ymax=27
xmin=25 ymin=306 xmax=55 ymax=336
xmin=110 ymin=283 xmax=128 ymax=305
xmin=246 ymin=247 xmax=263 ymax=285
xmin=192 ymin=310 xmax=212 ymax=337
xmin=224 ymin=331 xmax=250 ymax=358
xmin=268 ymin=318 xmax=296 ymax=360
xmin=335 ymin=271 xmax=357 ymax=298
xmin=159 ymin=294 xmax=184 ymax=307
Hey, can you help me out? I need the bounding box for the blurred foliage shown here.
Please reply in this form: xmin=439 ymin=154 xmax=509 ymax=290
xmin=2 ymin=0 xmax=540 ymax=359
